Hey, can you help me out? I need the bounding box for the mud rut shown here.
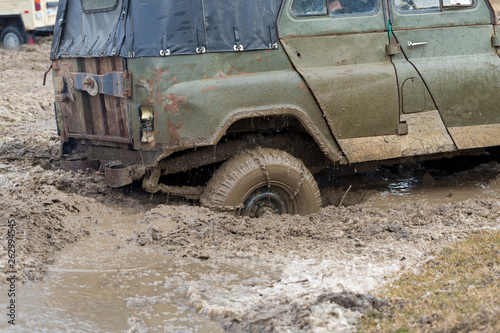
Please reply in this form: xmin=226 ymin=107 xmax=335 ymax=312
xmin=0 ymin=40 xmax=499 ymax=332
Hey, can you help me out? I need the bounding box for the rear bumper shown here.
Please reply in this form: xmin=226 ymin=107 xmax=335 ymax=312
xmin=34 ymin=25 xmax=54 ymax=33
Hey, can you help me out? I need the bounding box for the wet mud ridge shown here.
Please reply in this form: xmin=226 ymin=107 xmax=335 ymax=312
xmin=1 ymin=40 xmax=500 ymax=332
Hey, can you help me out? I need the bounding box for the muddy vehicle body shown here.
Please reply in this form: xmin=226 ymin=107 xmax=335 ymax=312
xmin=0 ymin=0 xmax=58 ymax=49
xmin=51 ymin=0 xmax=500 ymax=216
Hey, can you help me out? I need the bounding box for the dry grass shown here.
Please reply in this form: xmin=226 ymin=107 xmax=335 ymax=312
xmin=358 ymin=231 xmax=500 ymax=332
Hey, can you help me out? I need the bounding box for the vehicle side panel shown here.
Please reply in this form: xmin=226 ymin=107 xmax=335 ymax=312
xmin=392 ymin=0 xmax=500 ymax=149
xmin=127 ymin=48 xmax=344 ymax=163
xmin=395 ymin=25 xmax=500 ymax=127
xmin=281 ymin=33 xmax=400 ymax=139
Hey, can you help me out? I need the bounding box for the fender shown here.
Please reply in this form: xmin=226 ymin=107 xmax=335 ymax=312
xmin=128 ymin=50 xmax=346 ymax=165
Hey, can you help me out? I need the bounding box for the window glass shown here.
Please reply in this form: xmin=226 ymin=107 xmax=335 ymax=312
xmin=291 ymin=0 xmax=328 ymax=16
xmin=328 ymin=0 xmax=377 ymax=15
xmin=442 ymin=0 xmax=473 ymax=7
xmin=81 ymin=0 xmax=119 ymax=13
xmin=394 ymin=0 xmax=440 ymax=11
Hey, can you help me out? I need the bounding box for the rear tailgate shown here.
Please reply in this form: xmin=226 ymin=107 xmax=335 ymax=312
xmin=53 ymin=57 xmax=132 ymax=144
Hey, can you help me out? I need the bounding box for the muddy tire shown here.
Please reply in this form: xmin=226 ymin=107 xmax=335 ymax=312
xmin=1 ymin=26 xmax=26 ymax=50
xmin=200 ymin=148 xmax=321 ymax=217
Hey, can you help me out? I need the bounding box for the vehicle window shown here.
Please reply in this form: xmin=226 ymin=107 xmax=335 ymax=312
xmin=328 ymin=0 xmax=378 ymax=15
xmin=442 ymin=0 xmax=473 ymax=7
xmin=81 ymin=0 xmax=119 ymax=13
xmin=394 ymin=0 xmax=474 ymax=12
xmin=291 ymin=0 xmax=328 ymax=16
xmin=394 ymin=0 xmax=439 ymax=11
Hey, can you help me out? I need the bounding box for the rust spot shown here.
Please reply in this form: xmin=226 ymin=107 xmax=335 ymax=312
xmin=226 ymin=65 xmax=253 ymax=76
xmin=177 ymin=95 xmax=188 ymax=104
xmin=138 ymin=68 xmax=170 ymax=105
xmin=164 ymin=93 xmax=189 ymax=115
xmin=167 ymin=118 xmax=181 ymax=144
xmin=298 ymin=81 xmax=309 ymax=93
xmin=201 ymin=85 xmax=217 ymax=93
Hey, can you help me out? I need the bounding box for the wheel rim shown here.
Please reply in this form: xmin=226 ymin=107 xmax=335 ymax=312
xmin=3 ymin=32 xmax=20 ymax=50
xmin=241 ymin=185 xmax=293 ymax=217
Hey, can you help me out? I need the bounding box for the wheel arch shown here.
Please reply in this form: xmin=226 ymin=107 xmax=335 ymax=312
xmin=0 ymin=15 xmax=26 ymax=32
xmin=206 ymin=107 xmax=345 ymax=164
xmin=147 ymin=105 xmax=347 ymax=171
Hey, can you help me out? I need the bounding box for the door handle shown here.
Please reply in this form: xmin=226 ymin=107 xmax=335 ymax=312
xmin=407 ymin=41 xmax=428 ymax=49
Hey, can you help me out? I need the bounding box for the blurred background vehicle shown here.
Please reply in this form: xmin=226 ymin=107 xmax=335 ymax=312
xmin=0 ymin=0 xmax=58 ymax=49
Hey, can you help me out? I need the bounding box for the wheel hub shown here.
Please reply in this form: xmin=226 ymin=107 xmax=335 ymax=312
xmin=4 ymin=32 xmax=20 ymax=50
xmin=242 ymin=187 xmax=289 ymax=217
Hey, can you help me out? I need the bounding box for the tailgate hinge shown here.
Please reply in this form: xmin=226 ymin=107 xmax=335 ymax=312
xmin=71 ymin=71 xmax=132 ymax=98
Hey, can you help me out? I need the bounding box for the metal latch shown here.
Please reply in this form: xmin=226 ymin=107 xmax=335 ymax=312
xmin=396 ymin=121 xmax=408 ymax=136
xmin=386 ymin=43 xmax=401 ymax=56
xmin=233 ymin=27 xmax=244 ymax=51
xmin=71 ymin=71 xmax=132 ymax=98
xmin=492 ymin=36 xmax=500 ymax=48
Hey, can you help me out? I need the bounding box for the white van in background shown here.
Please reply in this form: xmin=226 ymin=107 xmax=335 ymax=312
xmin=0 ymin=0 xmax=58 ymax=49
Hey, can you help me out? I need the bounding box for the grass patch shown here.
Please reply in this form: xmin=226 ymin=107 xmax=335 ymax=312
xmin=358 ymin=231 xmax=500 ymax=332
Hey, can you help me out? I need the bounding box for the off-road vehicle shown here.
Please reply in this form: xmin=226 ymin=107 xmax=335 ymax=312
xmin=0 ymin=0 xmax=58 ymax=49
xmin=50 ymin=0 xmax=500 ymax=216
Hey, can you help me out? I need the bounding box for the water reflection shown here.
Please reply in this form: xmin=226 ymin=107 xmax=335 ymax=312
xmin=0 ymin=252 xmax=229 ymax=332
xmin=0 ymin=210 xmax=273 ymax=333
xmin=384 ymin=177 xmax=419 ymax=196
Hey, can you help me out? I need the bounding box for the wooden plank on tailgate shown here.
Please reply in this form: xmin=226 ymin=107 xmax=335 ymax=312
xmin=84 ymin=58 xmax=108 ymax=135
xmin=115 ymin=57 xmax=131 ymax=137
xmin=100 ymin=58 xmax=124 ymax=137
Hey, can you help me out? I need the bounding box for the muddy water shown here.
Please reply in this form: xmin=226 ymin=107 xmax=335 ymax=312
xmin=1 ymin=255 xmax=227 ymax=332
xmin=0 ymin=160 xmax=498 ymax=332
xmin=367 ymin=177 xmax=500 ymax=209
xmin=2 ymin=172 xmax=498 ymax=332
xmin=0 ymin=209 xmax=276 ymax=332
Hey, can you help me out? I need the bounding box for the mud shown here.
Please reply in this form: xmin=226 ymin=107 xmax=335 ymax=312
xmin=0 ymin=39 xmax=499 ymax=332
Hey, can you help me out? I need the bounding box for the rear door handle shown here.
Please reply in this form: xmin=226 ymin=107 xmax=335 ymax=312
xmin=407 ymin=41 xmax=428 ymax=49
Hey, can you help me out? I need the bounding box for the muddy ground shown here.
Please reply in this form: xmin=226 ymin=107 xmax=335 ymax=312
xmin=0 ymin=40 xmax=499 ymax=332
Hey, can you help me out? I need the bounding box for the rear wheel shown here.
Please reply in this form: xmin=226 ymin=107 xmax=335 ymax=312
xmin=1 ymin=26 xmax=26 ymax=50
xmin=200 ymin=148 xmax=322 ymax=216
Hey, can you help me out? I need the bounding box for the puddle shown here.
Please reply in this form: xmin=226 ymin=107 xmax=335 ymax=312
xmin=0 ymin=208 xmax=277 ymax=332
xmin=366 ymin=177 xmax=500 ymax=209
xmin=0 ymin=255 xmax=230 ymax=332
xmin=0 ymin=159 xmax=497 ymax=332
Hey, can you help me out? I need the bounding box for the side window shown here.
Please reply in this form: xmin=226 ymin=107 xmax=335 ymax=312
xmin=291 ymin=0 xmax=328 ymax=16
xmin=81 ymin=0 xmax=119 ymax=13
xmin=394 ymin=0 xmax=440 ymax=11
xmin=394 ymin=0 xmax=473 ymax=12
xmin=329 ymin=0 xmax=378 ymax=15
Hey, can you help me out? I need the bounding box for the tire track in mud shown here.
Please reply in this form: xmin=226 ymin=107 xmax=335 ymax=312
xmin=129 ymin=188 xmax=499 ymax=331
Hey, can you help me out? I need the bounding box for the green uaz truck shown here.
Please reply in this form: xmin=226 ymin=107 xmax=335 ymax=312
xmin=50 ymin=0 xmax=500 ymax=216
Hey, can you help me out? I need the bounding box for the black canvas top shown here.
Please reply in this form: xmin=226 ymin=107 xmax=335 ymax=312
xmin=51 ymin=0 xmax=283 ymax=59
